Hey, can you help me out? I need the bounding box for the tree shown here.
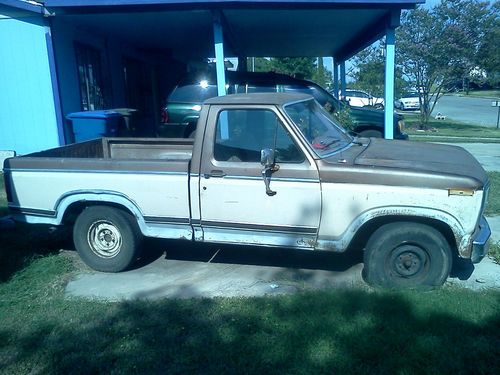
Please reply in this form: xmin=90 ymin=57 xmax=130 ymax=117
xmin=349 ymin=44 xmax=409 ymax=98
xmin=477 ymin=1 xmax=500 ymax=87
xmin=397 ymin=0 xmax=496 ymax=124
xmin=311 ymin=57 xmax=333 ymax=89
xmin=267 ymin=57 xmax=317 ymax=80
xmin=246 ymin=57 xmax=272 ymax=72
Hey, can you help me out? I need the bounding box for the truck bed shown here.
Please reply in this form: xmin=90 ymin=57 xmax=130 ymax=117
xmin=4 ymin=138 xmax=195 ymax=226
xmin=25 ymin=138 xmax=194 ymax=161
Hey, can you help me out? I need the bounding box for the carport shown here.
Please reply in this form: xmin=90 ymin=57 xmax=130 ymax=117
xmin=0 ymin=0 xmax=423 ymax=154
xmin=41 ymin=0 xmax=422 ymax=139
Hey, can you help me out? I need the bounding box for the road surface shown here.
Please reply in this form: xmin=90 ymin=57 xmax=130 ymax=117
xmin=432 ymin=95 xmax=499 ymax=127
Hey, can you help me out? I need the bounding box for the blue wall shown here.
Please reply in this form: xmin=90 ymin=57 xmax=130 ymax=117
xmin=0 ymin=15 xmax=60 ymax=155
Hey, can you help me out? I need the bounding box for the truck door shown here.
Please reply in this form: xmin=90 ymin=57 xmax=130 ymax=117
xmin=199 ymin=105 xmax=321 ymax=248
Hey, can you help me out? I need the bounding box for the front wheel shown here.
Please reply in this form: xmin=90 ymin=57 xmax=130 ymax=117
xmin=73 ymin=206 xmax=142 ymax=272
xmin=374 ymin=103 xmax=384 ymax=110
xmin=363 ymin=222 xmax=452 ymax=288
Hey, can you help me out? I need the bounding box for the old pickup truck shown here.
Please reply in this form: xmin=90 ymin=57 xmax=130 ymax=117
xmin=3 ymin=93 xmax=490 ymax=287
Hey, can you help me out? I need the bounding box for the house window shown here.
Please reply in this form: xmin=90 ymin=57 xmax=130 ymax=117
xmin=75 ymin=43 xmax=106 ymax=111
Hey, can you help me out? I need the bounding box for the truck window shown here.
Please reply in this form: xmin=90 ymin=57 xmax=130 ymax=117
xmin=214 ymin=109 xmax=304 ymax=163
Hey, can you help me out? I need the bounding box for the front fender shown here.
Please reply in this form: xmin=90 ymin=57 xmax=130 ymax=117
xmin=316 ymin=205 xmax=467 ymax=255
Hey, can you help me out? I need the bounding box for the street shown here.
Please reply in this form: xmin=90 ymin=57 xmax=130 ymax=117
xmin=431 ymin=95 xmax=499 ymax=127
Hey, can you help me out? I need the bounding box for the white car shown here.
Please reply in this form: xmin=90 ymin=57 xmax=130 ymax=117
xmin=342 ymin=89 xmax=384 ymax=109
xmin=395 ymin=93 xmax=421 ymax=111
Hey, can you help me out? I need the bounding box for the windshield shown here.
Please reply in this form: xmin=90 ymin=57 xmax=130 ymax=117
xmin=284 ymin=99 xmax=353 ymax=157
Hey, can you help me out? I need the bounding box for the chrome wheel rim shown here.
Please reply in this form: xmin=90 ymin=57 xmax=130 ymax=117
xmin=87 ymin=220 xmax=122 ymax=258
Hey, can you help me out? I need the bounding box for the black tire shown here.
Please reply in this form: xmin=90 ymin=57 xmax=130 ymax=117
xmin=374 ymin=103 xmax=384 ymax=110
xmin=363 ymin=222 xmax=452 ymax=288
xmin=73 ymin=206 xmax=142 ymax=272
xmin=358 ymin=129 xmax=383 ymax=138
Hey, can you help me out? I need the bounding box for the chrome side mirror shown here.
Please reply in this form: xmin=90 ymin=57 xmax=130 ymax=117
xmin=261 ymin=148 xmax=275 ymax=168
xmin=260 ymin=148 xmax=278 ymax=196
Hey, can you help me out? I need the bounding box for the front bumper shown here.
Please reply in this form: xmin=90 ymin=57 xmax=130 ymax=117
xmin=471 ymin=216 xmax=491 ymax=263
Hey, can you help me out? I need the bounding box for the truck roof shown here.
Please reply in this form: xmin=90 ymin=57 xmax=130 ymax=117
xmin=204 ymin=92 xmax=312 ymax=106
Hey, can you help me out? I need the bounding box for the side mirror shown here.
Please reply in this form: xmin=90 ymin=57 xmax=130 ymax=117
xmin=260 ymin=148 xmax=278 ymax=196
xmin=260 ymin=148 xmax=275 ymax=168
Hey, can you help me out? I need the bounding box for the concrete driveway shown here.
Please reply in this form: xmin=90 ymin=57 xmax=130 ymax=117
xmin=65 ymin=142 xmax=500 ymax=300
xmin=66 ymin=241 xmax=366 ymax=300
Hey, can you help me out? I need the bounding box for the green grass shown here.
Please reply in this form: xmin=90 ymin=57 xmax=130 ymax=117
xmin=486 ymin=172 xmax=500 ymax=216
xmin=405 ymin=114 xmax=500 ymax=140
xmin=490 ymin=242 xmax=500 ymax=264
xmin=0 ymin=250 xmax=499 ymax=374
xmin=0 ymin=175 xmax=8 ymax=217
xmin=0 ymin=181 xmax=499 ymax=373
xmin=456 ymin=90 xmax=500 ymax=98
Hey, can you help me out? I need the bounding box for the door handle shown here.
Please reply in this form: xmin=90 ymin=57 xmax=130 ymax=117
xmin=204 ymin=170 xmax=226 ymax=179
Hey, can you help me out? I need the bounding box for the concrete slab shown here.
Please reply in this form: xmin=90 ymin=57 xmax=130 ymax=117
xmin=66 ymin=244 xmax=366 ymax=300
xmin=447 ymin=257 xmax=500 ymax=290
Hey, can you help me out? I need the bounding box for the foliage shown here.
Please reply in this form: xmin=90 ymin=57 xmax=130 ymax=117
xmin=349 ymin=45 xmax=409 ymax=98
xmin=311 ymin=57 xmax=333 ymax=89
xmin=334 ymin=105 xmax=355 ymax=131
xmin=477 ymin=1 xmax=500 ymax=88
xmin=246 ymin=57 xmax=272 ymax=72
xmin=397 ymin=0 xmax=498 ymax=124
xmin=266 ymin=57 xmax=317 ymax=80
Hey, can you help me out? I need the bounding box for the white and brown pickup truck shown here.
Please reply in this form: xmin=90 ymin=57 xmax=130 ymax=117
xmin=3 ymin=93 xmax=491 ymax=287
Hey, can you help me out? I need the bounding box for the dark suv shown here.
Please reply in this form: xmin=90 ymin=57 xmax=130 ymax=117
xmin=161 ymin=71 xmax=407 ymax=140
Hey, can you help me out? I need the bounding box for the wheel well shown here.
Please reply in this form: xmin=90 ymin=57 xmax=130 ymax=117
xmin=347 ymin=215 xmax=458 ymax=256
xmin=62 ymin=201 xmax=135 ymax=225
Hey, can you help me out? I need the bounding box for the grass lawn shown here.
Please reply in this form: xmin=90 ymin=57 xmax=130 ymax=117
xmin=486 ymin=172 xmax=500 ymax=216
xmin=457 ymin=90 xmax=500 ymax=98
xmin=404 ymin=113 xmax=500 ymax=141
xmin=1 ymin=176 xmax=500 ymax=373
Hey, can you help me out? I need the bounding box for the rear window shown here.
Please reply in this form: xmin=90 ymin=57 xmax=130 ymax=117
xmin=169 ymin=84 xmax=218 ymax=103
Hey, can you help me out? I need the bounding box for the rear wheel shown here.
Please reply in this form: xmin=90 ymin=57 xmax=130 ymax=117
xmin=363 ymin=222 xmax=452 ymax=288
xmin=73 ymin=206 xmax=142 ymax=272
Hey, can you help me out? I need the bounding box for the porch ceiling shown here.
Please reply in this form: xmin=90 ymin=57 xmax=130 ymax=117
xmin=43 ymin=1 xmax=423 ymax=61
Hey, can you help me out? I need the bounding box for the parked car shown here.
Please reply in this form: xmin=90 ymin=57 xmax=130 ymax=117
xmin=4 ymin=93 xmax=490 ymax=287
xmin=395 ymin=92 xmax=421 ymax=111
xmin=161 ymin=71 xmax=406 ymax=140
xmin=340 ymin=89 xmax=385 ymax=110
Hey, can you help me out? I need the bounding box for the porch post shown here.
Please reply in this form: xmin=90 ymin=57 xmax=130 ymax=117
xmin=213 ymin=13 xmax=226 ymax=96
xmin=384 ymin=27 xmax=396 ymax=139
xmin=340 ymin=61 xmax=346 ymax=99
xmin=333 ymin=60 xmax=339 ymax=98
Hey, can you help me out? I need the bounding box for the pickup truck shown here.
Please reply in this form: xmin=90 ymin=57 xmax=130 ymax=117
xmin=3 ymin=93 xmax=490 ymax=288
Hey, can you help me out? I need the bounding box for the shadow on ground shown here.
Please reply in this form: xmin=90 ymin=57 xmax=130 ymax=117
xmin=0 ymin=223 xmax=73 ymax=282
xmin=135 ymin=238 xmax=364 ymax=273
xmin=0 ymin=289 xmax=499 ymax=374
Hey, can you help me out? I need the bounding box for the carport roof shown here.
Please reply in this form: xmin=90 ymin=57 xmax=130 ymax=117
xmin=7 ymin=0 xmax=425 ymax=61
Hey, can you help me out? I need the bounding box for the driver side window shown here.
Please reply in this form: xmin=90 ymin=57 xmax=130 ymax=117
xmin=214 ymin=109 xmax=304 ymax=163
